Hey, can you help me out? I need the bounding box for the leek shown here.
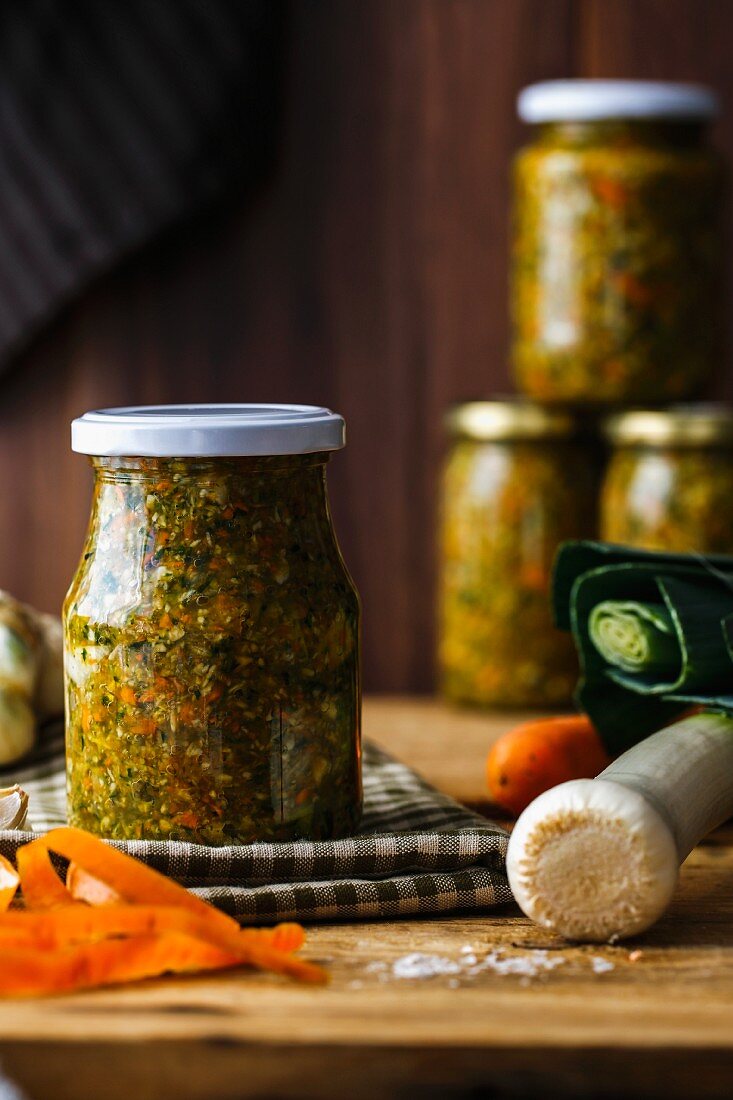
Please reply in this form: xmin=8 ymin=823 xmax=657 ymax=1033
xmin=552 ymin=541 xmax=733 ymax=753
xmin=507 ymin=711 xmax=733 ymax=941
xmin=588 ymin=600 xmax=680 ymax=676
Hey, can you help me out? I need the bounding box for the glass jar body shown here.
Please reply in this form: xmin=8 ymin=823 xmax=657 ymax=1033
xmin=601 ymin=445 xmax=733 ymax=552
xmin=511 ymin=120 xmax=726 ymax=405
xmin=64 ymin=454 xmax=361 ymax=844
xmin=438 ymin=436 xmax=596 ymax=708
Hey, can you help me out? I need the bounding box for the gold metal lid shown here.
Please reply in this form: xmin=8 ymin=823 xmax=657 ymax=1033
xmin=446 ymin=400 xmax=578 ymax=441
xmin=604 ymin=405 xmax=733 ymax=448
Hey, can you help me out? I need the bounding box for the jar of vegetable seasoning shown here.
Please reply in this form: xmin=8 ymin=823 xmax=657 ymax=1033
xmin=438 ymin=400 xmax=597 ymax=709
xmin=511 ymin=80 xmax=725 ymax=405
xmin=65 ymin=405 xmax=361 ymax=844
xmin=601 ymin=405 xmax=733 ymax=553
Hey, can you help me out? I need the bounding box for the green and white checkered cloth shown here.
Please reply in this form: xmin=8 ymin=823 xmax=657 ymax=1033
xmin=0 ymin=723 xmax=511 ymax=924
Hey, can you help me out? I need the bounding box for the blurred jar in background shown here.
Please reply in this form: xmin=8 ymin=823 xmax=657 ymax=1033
xmin=438 ymin=401 xmax=597 ymax=709
xmin=601 ymin=406 xmax=733 ymax=553
xmin=511 ymin=80 xmax=726 ymax=406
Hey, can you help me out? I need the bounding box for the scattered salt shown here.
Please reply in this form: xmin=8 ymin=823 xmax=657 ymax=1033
xmin=392 ymin=953 xmax=461 ymax=979
xmin=591 ymin=956 xmax=615 ymax=975
xmin=386 ymin=947 xmax=566 ymax=983
xmin=469 ymin=950 xmax=565 ymax=978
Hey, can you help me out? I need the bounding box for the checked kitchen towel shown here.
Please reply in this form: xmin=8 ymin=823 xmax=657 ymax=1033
xmin=0 ymin=725 xmax=511 ymax=924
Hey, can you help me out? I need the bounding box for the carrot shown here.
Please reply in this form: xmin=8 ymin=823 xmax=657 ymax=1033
xmin=0 ymin=855 xmax=19 ymax=912
xmin=265 ymin=923 xmax=305 ymax=953
xmin=0 ymin=905 xmax=305 ymax=956
xmin=130 ymin=717 xmax=158 ymax=736
xmin=0 ymin=829 xmax=324 ymax=994
xmin=33 ymin=829 xmax=325 ymax=984
xmin=593 ymin=175 xmax=629 ymax=209
xmin=39 ymin=829 xmax=235 ymax=927
xmin=65 ymin=869 xmax=302 ymax=953
xmin=17 ymin=843 xmax=76 ymax=910
xmin=0 ymin=933 xmax=240 ymax=997
xmin=486 ymin=714 xmax=612 ymax=816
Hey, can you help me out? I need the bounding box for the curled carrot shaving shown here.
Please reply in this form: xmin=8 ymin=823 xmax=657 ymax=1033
xmin=0 ymin=933 xmax=240 ymax=997
xmin=17 ymin=843 xmax=76 ymax=910
xmin=0 ymin=855 xmax=19 ymax=913
xmin=0 ymin=906 xmax=304 ymax=955
xmin=66 ymin=860 xmax=305 ymax=955
xmin=39 ymin=829 xmax=237 ymax=930
xmin=264 ymin=923 xmax=305 ymax=954
xmin=1 ymin=829 xmax=326 ymax=994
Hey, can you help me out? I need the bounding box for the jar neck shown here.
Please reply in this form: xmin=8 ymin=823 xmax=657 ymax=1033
xmin=535 ymin=119 xmax=707 ymax=150
xmin=90 ymin=453 xmax=330 ymax=481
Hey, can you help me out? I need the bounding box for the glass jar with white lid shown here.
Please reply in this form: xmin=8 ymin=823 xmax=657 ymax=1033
xmin=64 ymin=404 xmax=361 ymax=844
xmin=511 ymin=80 xmax=726 ymax=405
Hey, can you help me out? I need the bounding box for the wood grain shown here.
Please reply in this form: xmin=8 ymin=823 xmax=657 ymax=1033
xmin=0 ymin=697 xmax=730 ymax=1099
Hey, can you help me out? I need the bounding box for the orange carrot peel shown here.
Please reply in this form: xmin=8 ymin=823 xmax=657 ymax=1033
xmin=0 ymin=854 xmax=20 ymax=912
xmin=0 ymin=826 xmax=324 ymax=996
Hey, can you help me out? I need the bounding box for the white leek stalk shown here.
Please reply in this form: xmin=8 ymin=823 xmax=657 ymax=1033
xmin=506 ymin=712 xmax=733 ymax=941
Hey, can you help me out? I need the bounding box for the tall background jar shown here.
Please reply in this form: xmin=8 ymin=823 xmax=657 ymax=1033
xmin=601 ymin=406 xmax=733 ymax=553
xmin=511 ymin=80 xmax=726 ymax=406
xmin=438 ymin=401 xmax=597 ymax=709
xmin=64 ymin=405 xmax=361 ymax=844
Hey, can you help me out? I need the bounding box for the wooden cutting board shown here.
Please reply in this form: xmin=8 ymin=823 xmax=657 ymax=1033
xmin=0 ymin=696 xmax=731 ymax=1100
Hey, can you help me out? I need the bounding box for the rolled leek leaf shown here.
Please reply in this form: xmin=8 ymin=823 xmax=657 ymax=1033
xmin=552 ymin=541 xmax=733 ymax=753
xmin=588 ymin=600 xmax=680 ymax=676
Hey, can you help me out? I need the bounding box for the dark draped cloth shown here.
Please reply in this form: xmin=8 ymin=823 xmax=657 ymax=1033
xmin=0 ymin=0 xmax=284 ymax=366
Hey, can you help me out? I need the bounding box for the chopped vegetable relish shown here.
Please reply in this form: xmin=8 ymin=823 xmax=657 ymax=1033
xmin=438 ymin=430 xmax=596 ymax=708
xmin=64 ymin=454 xmax=361 ymax=844
xmin=511 ymin=120 xmax=725 ymax=405
xmin=601 ymin=446 xmax=733 ymax=554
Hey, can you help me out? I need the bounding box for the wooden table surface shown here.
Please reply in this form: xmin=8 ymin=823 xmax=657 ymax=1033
xmin=2 ymin=697 xmax=733 ymax=1100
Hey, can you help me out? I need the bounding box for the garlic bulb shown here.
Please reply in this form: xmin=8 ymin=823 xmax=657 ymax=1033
xmin=0 ymin=693 xmax=36 ymax=768
xmin=0 ymin=592 xmax=64 ymax=767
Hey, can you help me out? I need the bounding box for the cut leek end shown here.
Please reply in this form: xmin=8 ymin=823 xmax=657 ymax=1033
xmin=506 ymin=779 xmax=679 ymax=943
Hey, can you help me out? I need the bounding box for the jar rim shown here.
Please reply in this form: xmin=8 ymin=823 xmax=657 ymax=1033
xmin=518 ymin=80 xmax=719 ymax=124
xmin=71 ymin=404 xmax=345 ymax=457
xmin=446 ymin=400 xmax=577 ymax=442
xmin=604 ymin=405 xmax=733 ymax=448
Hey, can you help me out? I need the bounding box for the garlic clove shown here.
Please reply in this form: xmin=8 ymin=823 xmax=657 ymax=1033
xmin=0 ymin=784 xmax=29 ymax=830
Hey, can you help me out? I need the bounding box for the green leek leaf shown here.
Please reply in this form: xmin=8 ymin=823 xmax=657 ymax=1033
xmin=553 ymin=541 xmax=733 ymax=753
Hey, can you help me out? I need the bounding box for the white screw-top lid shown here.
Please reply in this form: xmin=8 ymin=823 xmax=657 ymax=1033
xmin=71 ymin=404 xmax=346 ymax=457
xmin=518 ymin=80 xmax=719 ymax=123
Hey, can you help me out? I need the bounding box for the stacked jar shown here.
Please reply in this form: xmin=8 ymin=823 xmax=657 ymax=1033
xmin=438 ymin=80 xmax=729 ymax=710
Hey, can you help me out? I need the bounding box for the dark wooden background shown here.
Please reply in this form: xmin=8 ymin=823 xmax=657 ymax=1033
xmin=3 ymin=0 xmax=733 ymax=692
